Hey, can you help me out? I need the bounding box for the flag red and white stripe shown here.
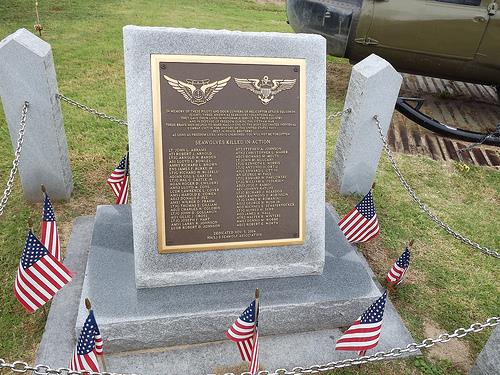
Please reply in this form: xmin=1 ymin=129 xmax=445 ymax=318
xmin=70 ymin=348 xmax=99 ymax=372
xmin=41 ymin=192 xmax=60 ymax=261
xmin=70 ymin=310 xmax=103 ymax=372
xmin=249 ymin=330 xmax=259 ymax=374
xmin=106 ymin=153 xmax=129 ymax=204
xmin=14 ymin=231 xmax=72 ymax=313
xmin=226 ymin=300 xmax=259 ymax=373
xmin=116 ymin=173 xmax=129 ymax=204
xmin=336 ymin=291 xmax=387 ymax=356
xmin=386 ymin=247 xmax=411 ymax=285
xmin=338 ymin=190 xmax=380 ymax=243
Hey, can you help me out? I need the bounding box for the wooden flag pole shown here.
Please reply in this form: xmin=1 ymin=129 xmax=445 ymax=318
xmin=84 ymin=297 xmax=92 ymax=311
xmin=253 ymin=288 xmax=260 ymax=374
xmin=254 ymin=288 xmax=260 ymax=326
xmin=41 ymin=304 xmax=48 ymax=319
xmin=41 ymin=184 xmax=46 ymax=194
xmin=34 ymin=1 xmax=43 ymax=37
xmin=85 ymin=298 xmax=108 ymax=373
xmin=387 ymin=280 xmax=395 ymax=294
xmin=408 ymin=239 xmax=415 ymax=248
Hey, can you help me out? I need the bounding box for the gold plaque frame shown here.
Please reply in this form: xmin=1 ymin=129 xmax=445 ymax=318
xmin=151 ymin=54 xmax=306 ymax=253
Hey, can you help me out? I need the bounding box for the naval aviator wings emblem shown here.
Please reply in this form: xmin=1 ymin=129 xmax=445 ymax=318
xmin=163 ymin=75 xmax=231 ymax=106
xmin=234 ymin=75 xmax=296 ymax=105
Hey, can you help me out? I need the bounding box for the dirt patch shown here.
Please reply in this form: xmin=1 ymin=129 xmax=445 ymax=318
xmin=327 ymin=62 xmax=352 ymax=102
xmin=423 ymin=320 xmax=473 ymax=371
xmin=366 ymin=240 xmax=427 ymax=285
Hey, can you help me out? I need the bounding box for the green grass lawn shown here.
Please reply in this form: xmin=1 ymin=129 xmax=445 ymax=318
xmin=0 ymin=1 xmax=498 ymax=374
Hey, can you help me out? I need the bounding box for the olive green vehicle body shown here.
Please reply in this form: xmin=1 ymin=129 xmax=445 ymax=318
xmin=287 ymin=0 xmax=500 ymax=86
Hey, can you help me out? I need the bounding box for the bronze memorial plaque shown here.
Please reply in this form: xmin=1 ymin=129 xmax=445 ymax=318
xmin=151 ymin=55 xmax=305 ymax=253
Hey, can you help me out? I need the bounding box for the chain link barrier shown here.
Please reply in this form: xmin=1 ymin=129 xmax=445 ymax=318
xmin=327 ymin=108 xmax=351 ymax=120
xmin=0 ymin=99 xmax=496 ymax=373
xmin=0 ymin=317 xmax=496 ymax=375
xmin=0 ymin=101 xmax=29 ymax=217
xmin=56 ymin=94 xmax=127 ymax=126
xmin=252 ymin=316 xmax=499 ymax=375
xmin=373 ymin=115 xmax=499 ymax=258
xmin=456 ymin=123 xmax=500 ymax=166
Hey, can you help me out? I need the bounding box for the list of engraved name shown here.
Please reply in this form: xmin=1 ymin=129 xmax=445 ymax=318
xmin=165 ymin=108 xmax=298 ymax=242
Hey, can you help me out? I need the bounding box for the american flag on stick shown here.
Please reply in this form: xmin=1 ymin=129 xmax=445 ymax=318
xmin=40 ymin=186 xmax=61 ymax=261
xmin=338 ymin=189 xmax=380 ymax=243
xmin=13 ymin=228 xmax=72 ymax=313
xmin=70 ymin=307 xmax=103 ymax=372
xmin=106 ymin=151 xmax=129 ymax=204
xmin=386 ymin=245 xmax=411 ymax=285
xmin=226 ymin=289 xmax=260 ymax=374
xmin=335 ymin=291 xmax=387 ymax=356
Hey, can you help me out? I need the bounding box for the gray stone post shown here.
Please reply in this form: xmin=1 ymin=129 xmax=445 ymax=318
xmin=0 ymin=28 xmax=72 ymax=202
xmin=330 ymin=54 xmax=402 ymax=195
xmin=469 ymin=325 xmax=500 ymax=375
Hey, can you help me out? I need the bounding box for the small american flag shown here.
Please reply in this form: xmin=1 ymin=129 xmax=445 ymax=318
xmin=386 ymin=247 xmax=411 ymax=285
xmin=41 ymin=192 xmax=60 ymax=261
xmin=249 ymin=329 xmax=259 ymax=375
xmin=226 ymin=300 xmax=259 ymax=373
xmin=338 ymin=190 xmax=380 ymax=243
xmin=106 ymin=153 xmax=129 ymax=204
xmin=13 ymin=230 xmax=72 ymax=313
xmin=70 ymin=310 xmax=103 ymax=372
xmin=336 ymin=291 xmax=387 ymax=356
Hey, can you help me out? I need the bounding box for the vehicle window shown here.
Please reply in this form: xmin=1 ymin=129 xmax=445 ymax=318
xmin=434 ymin=0 xmax=481 ymax=5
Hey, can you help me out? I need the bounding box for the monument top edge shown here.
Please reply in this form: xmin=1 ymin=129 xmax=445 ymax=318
xmin=122 ymin=24 xmax=326 ymax=42
xmin=0 ymin=28 xmax=51 ymax=57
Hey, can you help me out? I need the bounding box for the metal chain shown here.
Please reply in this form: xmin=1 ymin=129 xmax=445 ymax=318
xmin=456 ymin=123 xmax=500 ymax=165
xmin=0 ymin=317 xmax=496 ymax=375
xmin=373 ymin=115 xmax=499 ymax=258
xmin=0 ymin=101 xmax=29 ymax=217
xmin=0 ymin=359 xmax=138 ymax=375
xmin=56 ymin=94 xmax=127 ymax=126
xmin=251 ymin=316 xmax=498 ymax=375
xmin=327 ymin=108 xmax=351 ymax=120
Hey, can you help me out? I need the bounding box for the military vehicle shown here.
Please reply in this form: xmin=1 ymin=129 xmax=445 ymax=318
xmin=286 ymin=0 xmax=499 ymax=88
xmin=287 ymin=0 xmax=500 ymax=145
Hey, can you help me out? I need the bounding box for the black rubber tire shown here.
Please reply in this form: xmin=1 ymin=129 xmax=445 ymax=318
xmin=395 ymin=97 xmax=500 ymax=146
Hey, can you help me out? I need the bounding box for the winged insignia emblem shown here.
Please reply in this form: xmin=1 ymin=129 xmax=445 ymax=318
xmin=163 ymin=75 xmax=231 ymax=106
xmin=234 ymin=76 xmax=296 ymax=105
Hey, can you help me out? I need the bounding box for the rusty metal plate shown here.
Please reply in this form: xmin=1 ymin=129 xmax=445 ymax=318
xmin=151 ymin=55 xmax=306 ymax=253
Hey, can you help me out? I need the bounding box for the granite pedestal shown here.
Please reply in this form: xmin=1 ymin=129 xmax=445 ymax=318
xmin=37 ymin=207 xmax=418 ymax=374
xmin=124 ymin=26 xmax=327 ymax=288
xmin=75 ymin=203 xmax=415 ymax=353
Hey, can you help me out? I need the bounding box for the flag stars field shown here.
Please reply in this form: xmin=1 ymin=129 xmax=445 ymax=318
xmin=338 ymin=190 xmax=380 ymax=243
xmin=336 ymin=291 xmax=388 ymax=356
xmin=14 ymin=231 xmax=73 ymax=313
xmin=70 ymin=310 xmax=103 ymax=372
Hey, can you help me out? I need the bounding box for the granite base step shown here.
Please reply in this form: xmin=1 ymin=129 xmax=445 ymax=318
xmin=36 ymin=205 xmax=419 ymax=375
xmin=76 ymin=204 xmax=383 ymax=352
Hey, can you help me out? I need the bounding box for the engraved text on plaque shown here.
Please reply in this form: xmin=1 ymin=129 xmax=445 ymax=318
xmin=152 ymin=55 xmax=305 ymax=253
